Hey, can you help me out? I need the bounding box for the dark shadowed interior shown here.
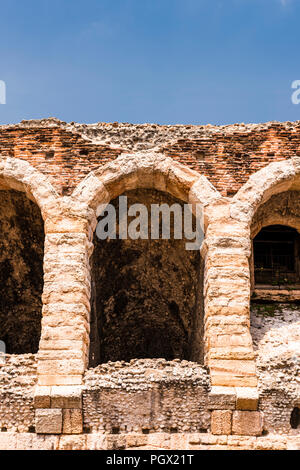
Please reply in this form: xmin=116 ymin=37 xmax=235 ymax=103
xmin=0 ymin=190 xmax=44 ymax=353
xmin=89 ymin=188 xmax=203 ymax=366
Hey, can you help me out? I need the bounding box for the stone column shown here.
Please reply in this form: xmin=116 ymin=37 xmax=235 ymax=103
xmin=34 ymin=198 xmax=95 ymax=434
xmin=203 ymin=201 xmax=262 ymax=435
xmin=203 ymin=200 xmax=257 ymax=388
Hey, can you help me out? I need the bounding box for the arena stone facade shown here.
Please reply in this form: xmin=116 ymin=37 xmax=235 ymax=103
xmin=0 ymin=118 xmax=299 ymax=450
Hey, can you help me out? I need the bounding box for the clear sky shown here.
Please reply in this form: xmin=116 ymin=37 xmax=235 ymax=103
xmin=0 ymin=0 xmax=299 ymax=126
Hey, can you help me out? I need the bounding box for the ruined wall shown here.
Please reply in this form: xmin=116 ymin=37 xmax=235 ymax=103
xmin=83 ymin=359 xmax=210 ymax=434
xmin=0 ymin=354 xmax=37 ymax=432
xmin=0 ymin=190 xmax=44 ymax=353
xmin=89 ymin=189 xmax=203 ymax=366
xmin=251 ymin=303 xmax=300 ymax=434
xmin=1 ymin=119 xmax=300 ymax=196
xmin=0 ymin=120 xmax=299 ymax=448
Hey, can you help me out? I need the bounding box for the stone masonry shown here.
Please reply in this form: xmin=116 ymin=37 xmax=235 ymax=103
xmin=0 ymin=118 xmax=299 ymax=449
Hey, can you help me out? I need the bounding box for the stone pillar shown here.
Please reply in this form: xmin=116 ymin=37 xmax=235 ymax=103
xmin=203 ymin=202 xmax=262 ymax=435
xmin=34 ymin=198 xmax=95 ymax=434
xmin=203 ymin=201 xmax=258 ymax=389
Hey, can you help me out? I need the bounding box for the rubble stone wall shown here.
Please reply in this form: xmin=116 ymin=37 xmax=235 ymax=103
xmin=0 ymin=119 xmax=299 ymax=448
xmin=251 ymin=303 xmax=300 ymax=434
xmin=83 ymin=359 xmax=210 ymax=434
xmin=0 ymin=355 xmax=37 ymax=433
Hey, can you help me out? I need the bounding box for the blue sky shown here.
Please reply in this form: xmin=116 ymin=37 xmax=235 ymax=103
xmin=0 ymin=0 xmax=299 ymax=125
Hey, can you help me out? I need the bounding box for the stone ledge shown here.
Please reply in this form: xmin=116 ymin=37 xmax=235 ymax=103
xmin=0 ymin=432 xmax=297 ymax=450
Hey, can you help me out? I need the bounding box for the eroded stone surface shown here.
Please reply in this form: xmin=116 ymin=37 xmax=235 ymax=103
xmin=251 ymin=303 xmax=300 ymax=433
xmin=0 ymin=120 xmax=299 ymax=447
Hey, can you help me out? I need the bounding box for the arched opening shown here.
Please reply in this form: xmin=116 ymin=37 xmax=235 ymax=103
xmin=0 ymin=190 xmax=44 ymax=353
xmin=290 ymin=407 xmax=300 ymax=429
xmin=253 ymin=225 xmax=300 ymax=287
xmin=89 ymin=188 xmax=203 ymax=366
xmin=250 ymin=191 xmax=300 ymax=290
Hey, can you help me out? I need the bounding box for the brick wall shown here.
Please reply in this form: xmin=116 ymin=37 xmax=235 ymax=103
xmin=1 ymin=119 xmax=300 ymax=196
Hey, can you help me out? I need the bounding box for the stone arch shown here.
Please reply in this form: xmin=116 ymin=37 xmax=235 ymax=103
xmin=0 ymin=157 xmax=59 ymax=354
xmin=72 ymin=151 xmax=221 ymax=216
xmin=229 ymin=158 xmax=300 ymax=292
xmin=250 ymin=189 xmax=300 ymax=291
xmin=71 ymin=152 xmax=221 ymax=367
xmin=230 ymin=157 xmax=300 ymax=226
xmin=0 ymin=156 xmax=59 ymax=217
xmin=251 ymin=216 xmax=300 ymax=239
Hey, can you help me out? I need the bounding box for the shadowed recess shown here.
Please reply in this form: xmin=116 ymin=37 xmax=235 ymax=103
xmin=89 ymin=188 xmax=203 ymax=366
xmin=0 ymin=190 xmax=44 ymax=353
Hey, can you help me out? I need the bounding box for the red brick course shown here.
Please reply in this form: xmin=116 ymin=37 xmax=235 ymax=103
xmin=1 ymin=119 xmax=300 ymax=196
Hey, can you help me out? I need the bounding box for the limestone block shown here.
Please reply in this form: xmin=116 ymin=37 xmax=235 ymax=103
xmin=41 ymin=324 xmax=88 ymax=342
xmin=71 ymin=172 xmax=110 ymax=209
xmin=167 ymin=161 xmax=199 ymax=200
xmin=38 ymin=349 xmax=85 ymax=362
xmin=0 ymin=433 xmax=17 ymax=450
xmin=44 ymin=268 xmax=89 ymax=285
xmin=126 ymin=434 xmax=148 ymax=448
xmin=58 ymin=435 xmax=87 ymax=450
xmin=211 ymin=410 xmax=232 ymax=435
xmin=189 ymin=175 xmax=222 ymax=209
xmin=45 ymin=217 xmax=89 ymax=235
xmin=62 ymin=409 xmax=83 ymax=434
xmin=37 ymin=358 xmax=85 ymax=377
xmin=232 ymin=411 xmax=263 ymax=436
xmin=34 ymin=386 xmax=51 ymax=409
xmin=39 ymin=339 xmax=85 ymax=352
xmin=235 ymin=387 xmax=259 ymax=411
xmin=209 ymin=359 xmax=257 ymax=383
xmin=86 ymin=434 xmax=107 ymax=450
xmin=204 ymin=201 xmax=231 ymax=223
xmin=16 ymin=434 xmax=33 ymax=450
xmin=205 ymin=314 xmax=250 ymax=327
xmin=208 ymin=386 xmax=236 ymax=410
xmin=42 ymin=289 xmax=90 ymax=307
xmin=31 ymin=435 xmax=59 ymax=450
xmin=207 ymin=347 xmax=255 ymax=361
xmin=51 ymin=386 xmax=82 ymax=409
xmin=106 ymin=435 xmax=127 ymax=450
xmin=35 ymin=409 xmax=62 ymax=434
xmin=169 ymin=434 xmax=189 ymax=450
xmin=147 ymin=433 xmax=170 ymax=448
xmin=227 ymin=435 xmax=256 ymax=449
xmin=41 ymin=314 xmax=89 ymax=333
xmin=38 ymin=375 xmax=83 ymax=386
xmin=211 ymin=372 xmax=258 ymax=388
xmin=42 ymin=302 xmax=89 ymax=319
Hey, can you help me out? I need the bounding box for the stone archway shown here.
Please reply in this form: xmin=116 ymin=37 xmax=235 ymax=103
xmin=231 ymin=158 xmax=300 ymax=433
xmin=73 ymin=152 xmax=220 ymax=368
